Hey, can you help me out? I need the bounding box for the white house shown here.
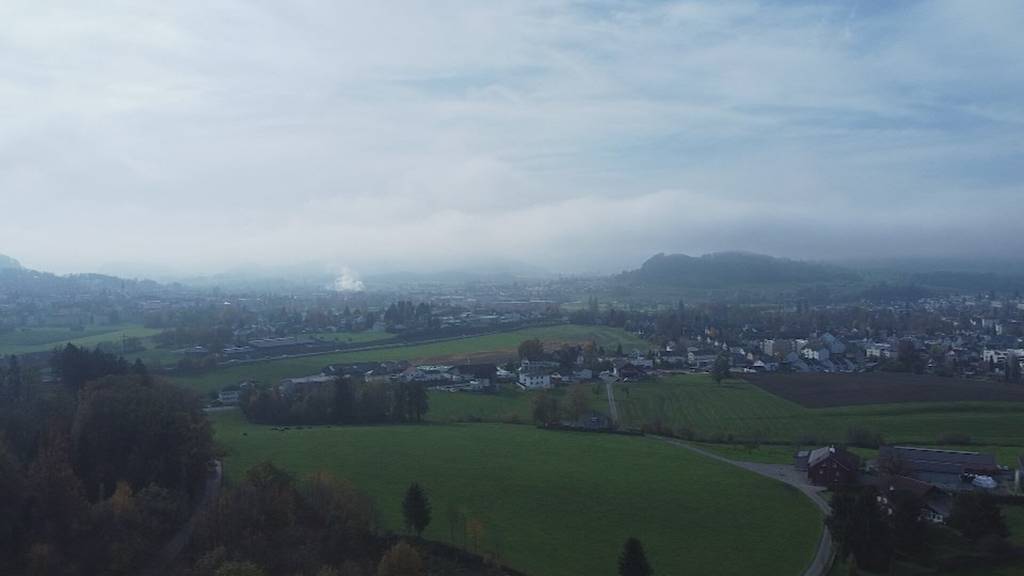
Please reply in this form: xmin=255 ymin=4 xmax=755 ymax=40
xmin=518 ymin=367 xmax=552 ymax=389
xmin=628 ymin=350 xmax=654 ymax=369
xmin=983 ymin=348 xmax=1024 ymax=367
xmin=866 ymin=343 xmax=894 ymax=359
xmin=218 ymin=389 xmax=240 ymax=405
xmin=801 ymin=347 xmax=831 ymax=362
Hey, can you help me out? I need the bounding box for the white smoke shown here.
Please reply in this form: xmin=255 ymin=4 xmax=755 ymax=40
xmin=332 ymin=267 xmax=365 ymax=292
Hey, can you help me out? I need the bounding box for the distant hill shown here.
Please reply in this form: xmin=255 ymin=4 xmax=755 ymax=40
xmin=0 ymin=254 xmax=22 ymax=270
xmin=618 ymin=252 xmax=861 ymax=289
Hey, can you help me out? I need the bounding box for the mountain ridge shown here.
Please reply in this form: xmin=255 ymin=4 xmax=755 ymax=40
xmin=618 ymin=251 xmax=862 ymax=288
xmin=0 ymin=254 xmax=22 ymax=270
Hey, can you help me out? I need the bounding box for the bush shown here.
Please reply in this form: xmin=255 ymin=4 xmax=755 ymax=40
xmin=937 ymin=432 xmax=972 ymax=445
xmin=846 ymin=427 xmax=884 ymax=449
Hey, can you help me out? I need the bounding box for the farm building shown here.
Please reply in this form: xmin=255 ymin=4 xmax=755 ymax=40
xmin=794 ymin=449 xmax=811 ymax=471
xmin=806 ymin=446 xmax=861 ymax=488
xmin=279 ymin=374 xmax=336 ymax=396
xmin=869 ymin=475 xmax=953 ymax=524
xmin=453 ymin=363 xmax=498 ymax=386
xmin=217 ymin=389 xmax=241 ymax=405
xmin=877 ymin=446 xmax=1006 ymax=492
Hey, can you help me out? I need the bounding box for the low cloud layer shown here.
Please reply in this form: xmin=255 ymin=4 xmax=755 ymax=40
xmin=1 ymin=1 xmax=1021 ymax=276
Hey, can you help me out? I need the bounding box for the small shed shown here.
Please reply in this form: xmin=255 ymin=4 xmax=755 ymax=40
xmin=794 ymin=450 xmax=811 ymax=472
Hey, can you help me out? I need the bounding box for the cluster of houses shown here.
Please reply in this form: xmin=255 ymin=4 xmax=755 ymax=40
xmin=796 ymin=445 xmax=1021 ymax=524
xmin=514 ymin=350 xmax=654 ymax=390
xmin=657 ymin=328 xmax=1024 ymax=377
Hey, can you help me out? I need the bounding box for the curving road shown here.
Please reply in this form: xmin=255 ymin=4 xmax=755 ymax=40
xmin=652 ymin=437 xmax=835 ymax=576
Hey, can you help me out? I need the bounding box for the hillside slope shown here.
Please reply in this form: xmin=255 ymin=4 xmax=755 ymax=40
xmin=619 ymin=252 xmax=860 ymax=288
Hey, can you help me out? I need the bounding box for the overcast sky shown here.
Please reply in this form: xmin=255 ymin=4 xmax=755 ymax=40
xmin=1 ymin=1 xmax=1022 ymax=277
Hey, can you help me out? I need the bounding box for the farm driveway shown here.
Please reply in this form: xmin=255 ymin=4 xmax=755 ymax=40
xmin=606 ymin=379 xmax=619 ymax=424
xmin=652 ymin=437 xmax=834 ymax=576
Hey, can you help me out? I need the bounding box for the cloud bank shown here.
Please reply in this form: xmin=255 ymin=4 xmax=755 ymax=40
xmin=0 ymin=1 xmax=1021 ymax=275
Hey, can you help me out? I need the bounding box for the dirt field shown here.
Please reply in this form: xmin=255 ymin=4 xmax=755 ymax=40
xmin=746 ymin=372 xmax=1024 ymax=408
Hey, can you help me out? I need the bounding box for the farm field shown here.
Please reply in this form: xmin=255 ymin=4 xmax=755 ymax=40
xmin=422 ymin=374 xmax=1024 ymax=465
xmin=210 ymin=410 xmax=822 ymax=576
xmin=747 ymin=372 xmax=1024 ymax=408
xmin=601 ymin=375 xmax=1024 ymax=450
xmin=172 ymin=324 xmax=649 ymax=394
xmin=0 ymin=324 xmax=162 ymax=356
xmin=426 ymin=386 xmax=535 ymax=423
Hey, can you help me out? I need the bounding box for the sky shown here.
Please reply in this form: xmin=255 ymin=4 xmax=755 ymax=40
xmin=1 ymin=1 xmax=1022 ymax=278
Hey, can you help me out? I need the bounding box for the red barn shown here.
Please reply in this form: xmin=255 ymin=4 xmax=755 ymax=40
xmin=807 ymin=446 xmax=861 ymax=488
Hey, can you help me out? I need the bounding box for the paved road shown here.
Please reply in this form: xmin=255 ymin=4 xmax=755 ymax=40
xmin=605 ymin=380 xmax=619 ymax=424
xmin=652 ymin=437 xmax=835 ymax=576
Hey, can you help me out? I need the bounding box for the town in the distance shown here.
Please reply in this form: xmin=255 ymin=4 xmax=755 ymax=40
xmin=2 ymin=250 xmax=1024 ymax=576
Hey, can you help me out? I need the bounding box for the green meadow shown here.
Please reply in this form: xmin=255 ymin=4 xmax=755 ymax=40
xmin=173 ymin=324 xmax=650 ymax=394
xmin=211 ymin=411 xmax=822 ymax=576
xmin=586 ymin=376 xmax=1024 ymax=467
xmin=604 ymin=375 xmax=1024 ymax=448
xmin=0 ymin=324 xmax=162 ymax=356
xmin=424 ymin=374 xmax=1024 ymax=465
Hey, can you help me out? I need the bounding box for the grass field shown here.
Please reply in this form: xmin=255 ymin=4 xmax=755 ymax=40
xmin=748 ymin=372 xmax=1024 ymax=407
xmin=601 ymin=375 xmax=1024 ymax=451
xmin=427 ymin=387 xmax=535 ymax=423
xmin=0 ymin=324 xmax=163 ymax=356
xmin=173 ymin=325 xmax=650 ymax=394
xmin=419 ymin=374 xmax=1024 ymax=465
xmin=211 ymin=410 xmax=822 ymax=576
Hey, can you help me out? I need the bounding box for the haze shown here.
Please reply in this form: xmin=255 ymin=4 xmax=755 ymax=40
xmin=1 ymin=1 xmax=1022 ymax=277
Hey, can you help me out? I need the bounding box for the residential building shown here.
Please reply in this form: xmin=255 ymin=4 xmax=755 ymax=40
xmin=518 ymin=366 xmax=552 ymax=389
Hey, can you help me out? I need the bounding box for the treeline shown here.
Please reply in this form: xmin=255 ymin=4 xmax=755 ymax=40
xmin=241 ymin=378 xmax=429 ymax=426
xmin=383 ymin=300 xmax=437 ymax=330
xmin=828 ymin=486 xmax=1014 ymax=573
xmin=189 ymin=463 xmax=381 ymax=575
xmin=51 ymin=342 xmax=149 ymax=390
xmin=0 ymin=346 xmax=212 ymax=575
xmin=188 ymin=465 xmax=506 ymax=576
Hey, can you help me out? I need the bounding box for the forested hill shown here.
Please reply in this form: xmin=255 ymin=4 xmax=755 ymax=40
xmin=0 ymin=257 xmax=170 ymax=298
xmin=618 ymin=252 xmax=861 ymax=288
xmin=0 ymin=254 xmax=21 ymax=270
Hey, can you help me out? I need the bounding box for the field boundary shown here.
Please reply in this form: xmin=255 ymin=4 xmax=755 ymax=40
xmin=746 ymin=372 xmax=1024 ymax=408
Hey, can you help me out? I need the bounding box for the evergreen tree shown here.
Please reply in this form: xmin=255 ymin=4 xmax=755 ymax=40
xmin=402 ymin=483 xmax=431 ymax=537
xmin=617 ymin=537 xmax=652 ymax=576
xmin=6 ymin=355 xmax=21 ymax=401
xmin=948 ymin=492 xmax=1009 ymax=543
xmin=889 ymin=490 xmax=927 ymax=559
xmin=826 ymin=487 xmax=892 ymax=572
